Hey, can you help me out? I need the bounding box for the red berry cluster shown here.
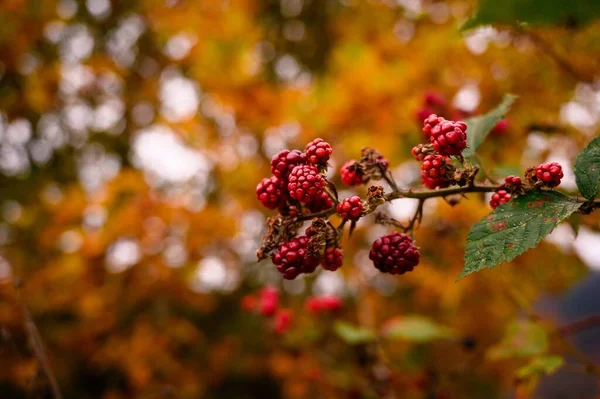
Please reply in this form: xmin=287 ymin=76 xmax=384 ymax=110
xmin=305 ymin=138 xmax=333 ymax=165
xmin=420 ymin=154 xmax=451 ymax=189
xmin=536 ymin=162 xmax=564 ymax=188
xmin=369 ymin=232 xmax=420 ymax=275
xmin=272 ymin=235 xmax=320 ymax=280
xmin=240 ymin=286 xmax=294 ymax=334
xmin=305 ymin=295 xmax=343 ymax=315
xmin=340 ymin=160 xmax=364 ymax=186
xmin=336 ymin=196 xmax=363 ymax=220
xmin=489 ymin=189 xmax=511 ymax=209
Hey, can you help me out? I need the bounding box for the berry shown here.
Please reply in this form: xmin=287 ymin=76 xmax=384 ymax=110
xmin=306 ymin=191 xmax=334 ymax=213
xmin=270 ymin=149 xmax=306 ymax=180
xmin=429 ymin=119 xmax=467 ymax=156
xmin=305 ymin=138 xmax=333 ymax=165
xmin=272 ymin=236 xmax=320 ymax=279
xmin=489 ymin=189 xmax=511 ymax=209
xmin=492 ymin=118 xmax=509 ymax=135
xmin=273 ymin=309 xmax=293 ymax=334
xmin=306 ymin=295 xmax=343 ymax=314
xmin=256 ymin=176 xmax=286 ymax=209
xmin=321 ymin=247 xmax=343 ymax=271
xmin=369 ymin=232 xmax=420 ymax=275
xmin=424 ymin=91 xmax=447 ymax=108
xmin=288 ymin=164 xmax=325 ymax=203
xmin=536 ymin=162 xmax=563 ymax=187
xmin=422 ymin=114 xmax=445 ymax=136
xmin=420 ymin=154 xmax=450 ymax=189
xmin=340 ymin=160 xmax=364 ymax=186
xmin=411 ymin=144 xmax=427 ymax=161
xmin=240 ymin=295 xmax=257 ymax=311
xmin=258 ymin=286 xmax=279 ymax=316
xmin=504 ymin=175 xmax=522 ymax=186
xmin=336 ymin=196 xmax=363 ymax=220
xmin=416 ymin=107 xmax=435 ymax=123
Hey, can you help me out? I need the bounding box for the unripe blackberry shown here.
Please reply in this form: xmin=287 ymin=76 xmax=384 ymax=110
xmin=422 ymin=114 xmax=445 ymax=136
xmin=306 ymin=191 xmax=334 ymax=213
xmin=321 ymin=247 xmax=343 ymax=271
xmin=270 ymin=149 xmax=306 ymax=180
xmin=412 ymin=144 xmax=427 ymax=161
xmin=305 ymin=138 xmax=333 ymax=165
xmin=489 ymin=189 xmax=511 ymax=209
xmin=416 ymin=107 xmax=435 ymax=123
xmin=340 ymin=160 xmax=364 ymax=186
xmin=256 ymin=176 xmax=286 ymax=209
xmin=288 ymin=164 xmax=325 ymax=203
xmin=420 ymin=154 xmax=450 ymax=189
xmin=306 ymin=295 xmax=343 ymax=314
xmin=492 ymin=119 xmax=509 ymax=135
xmin=504 ymin=175 xmax=522 ymax=186
xmin=369 ymin=232 xmax=420 ymax=274
xmin=258 ymin=286 xmax=279 ymax=316
xmin=429 ymin=119 xmax=467 ymax=156
xmin=273 ymin=308 xmax=293 ymax=334
xmin=536 ymin=162 xmax=563 ymax=187
xmin=336 ymin=196 xmax=363 ymax=220
xmin=272 ymin=236 xmax=320 ymax=279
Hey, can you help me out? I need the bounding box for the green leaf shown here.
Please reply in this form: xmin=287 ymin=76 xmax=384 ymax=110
xmin=488 ymin=320 xmax=548 ymax=360
xmin=460 ymin=191 xmax=581 ymax=279
xmin=574 ymin=135 xmax=600 ymax=200
xmin=334 ymin=321 xmax=376 ymax=345
xmin=463 ymin=95 xmax=517 ymax=157
xmin=381 ymin=316 xmax=456 ymax=343
xmin=517 ymin=355 xmax=564 ymax=379
xmin=461 ymin=0 xmax=600 ymax=31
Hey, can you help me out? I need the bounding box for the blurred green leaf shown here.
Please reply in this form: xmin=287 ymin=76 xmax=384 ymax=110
xmin=334 ymin=321 xmax=376 ymax=345
xmin=461 ymin=0 xmax=600 ymax=31
xmin=488 ymin=320 xmax=548 ymax=359
xmin=460 ymin=191 xmax=581 ymax=279
xmin=517 ymin=355 xmax=564 ymax=378
xmin=575 ymin=135 xmax=600 ymax=200
xmin=463 ymin=94 xmax=517 ymax=157
xmin=381 ymin=316 xmax=455 ymax=342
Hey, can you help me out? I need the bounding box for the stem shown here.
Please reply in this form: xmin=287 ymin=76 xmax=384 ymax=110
xmin=557 ymin=316 xmax=600 ymax=337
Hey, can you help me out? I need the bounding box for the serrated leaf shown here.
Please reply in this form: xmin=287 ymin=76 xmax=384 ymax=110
xmin=460 ymin=191 xmax=581 ymax=280
xmin=574 ymin=135 xmax=600 ymax=200
xmin=517 ymin=355 xmax=564 ymax=379
xmin=334 ymin=321 xmax=376 ymax=345
xmin=461 ymin=0 xmax=600 ymax=31
xmin=381 ymin=316 xmax=455 ymax=343
xmin=488 ymin=320 xmax=548 ymax=360
xmin=463 ymin=95 xmax=517 ymax=157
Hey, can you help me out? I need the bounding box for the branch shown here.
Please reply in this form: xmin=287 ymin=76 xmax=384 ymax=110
xmin=557 ymin=316 xmax=600 ymax=337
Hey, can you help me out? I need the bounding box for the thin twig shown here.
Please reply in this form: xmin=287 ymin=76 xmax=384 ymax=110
xmin=557 ymin=316 xmax=600 ymax=337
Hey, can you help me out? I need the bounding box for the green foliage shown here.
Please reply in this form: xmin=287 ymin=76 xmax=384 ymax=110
xmin=334 ymin=321 xmax=376 ymax=345
xmin=460 ymin=191 xmax=581 ymax=279
xmin=463 ymin=94 xmax=517 ymax=158
xmin=517 ymin=355 xmax=564 ymax=378
xmin=488 ymin=320 xmax=548 ymax=359
xmin=381 ymin=316 xmax=455 ymax=342
xmin=575 ymin=135 xmax=600 ymax=200
xmin=461 ymin=0 xmax=600 ymax=31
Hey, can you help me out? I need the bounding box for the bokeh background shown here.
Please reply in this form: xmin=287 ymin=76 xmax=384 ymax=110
xmin=0 ymin=0 xmax=599 ymax=398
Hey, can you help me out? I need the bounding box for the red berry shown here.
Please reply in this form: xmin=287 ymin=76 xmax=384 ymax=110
xmin=240 ymin=295 xmax=257 ymax=311
xmin=336 ymin=196 xmax=363 ymax=220
xmin=369 ymin=232 xmax=420 ymax=275
xmin=492 ymin=119 xmax=509 ymax=135
xmin=256 ymin=176 xmax=286 ymax=209
xmin=258 ymin=286 xmax=279 ymax=316
xmin=306 ymin=295 xmax=342 ymax=314
xmin=535 ymin=162 xmax=563 ymax=187
xmin=504 ymin=175 xmax=522 ymax=186
xmin=412 ymin=144 xmax=427 ymax=161
xmin=306 ymin=191 xmax=334 ymax=213
xmin=489 ymin=189 xmax=511 ymax=209
xmin=416 ymin=107 xmax=435 ymax=123
xmin=424 ymin=91 xmax=447 ymax=108
xmin=272 ymin=236 xmax=320 ymax=279
xmin=321 ymin=247 xmax=343 ymax=271
xmin=273 ymin=308 xmax=293 ymax=334
xmin=422 ymin=114 xmax=445 ymax=136
xmin=340 ymin=160 xmax=364 ymax=186
xmin=270 ymin=149 xmax=306 ymax=180
xmin=305 ymin=138 xmax=333 ymax=165
xmin=288 ymin=164 xmax=325 ymax=203
xmin=420 ymin=154 xmax=450 ymax=189
xmin=429 ymin=119 xmax=467 ymax=156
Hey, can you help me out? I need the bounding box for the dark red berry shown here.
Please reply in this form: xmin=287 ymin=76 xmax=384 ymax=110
xmin=305 ymin=138 xmax=333 ymax=165
xmin=256 ymin=176 xmax=286 ymax=209
xmin=270 ymin=149 xmax=306 ymax=180
xmin=504 ymin=175 xmax=522 ymax=186
xmin=306 ymin=295 xmax=342 ymax=314
xmin=336 ymin=196 xmax=363 ymax=220
xmin=420 ymin=154 xmax=450 ymax=189
xmin=340 ymin=160 xmax=364 ymax=186
xmin=424 ymin=91 xmax=447 ymax=108
xmin=288 ymin=164 xmax=325 ymax=203
xmin=273 ymin=308 xmax=293 ymax=334
xmin=321 ymin=247 xmax=343 ymax=271
xmin=429 ymin=119 xmax=467 ymax=156
xmin=489 ymin=189 xmax=511 ymax=209
xmin=492 ymin=118 xmax=509 ymax=135
xmin=416 ymin=107 xmax=435 ymax=123
xmin=422 ymin=114 xmax=445 ymax=136
xmin=272 ymin=236 xmax=320 ymax=279
xmin=306 ymin=191 xmax=334 ymax=213
xmin=536 ymin=162 xmax=563 ymax=187
xmin=258 ymin=286 xmax=279 ymax=316
xmin=369 ymin=232 xmax=420 ymax=275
